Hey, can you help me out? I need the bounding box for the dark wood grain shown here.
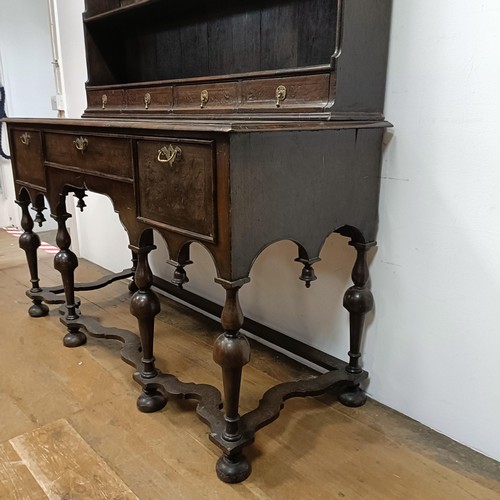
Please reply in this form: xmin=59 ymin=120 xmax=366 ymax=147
xmin=122 ymin=21 xmax=159 ymax=83
xmin=9 ymin=130 xmax=45 ymax=187
xmin=82 ymin=0 xmax=391 ymax=119
xmin=136 ymin=138 xmax=216 ymax=240
xmin=16 ymin=193 xmax=49 ymax=318
xmin=174 ymin=82 xmax=239 ymax=112
xmin=125 ymin=86 xmax=173 ymax=111
xmin=207 ymin=16 xmax=234 ymax=77
xmin=84 ymin=23 xmax=126 ymax=86
xmin=86 ymin=88 xmax=124 ymax=111
xmin=260 ymin=2 xmax=298 ymax=70
xmin=155 ymin=26 xmax=182 ymax=81
xmin=297 ymin=0 xmax=337 ymax=67
xmin=180 ymin=22 xmax=209 ymax=79
xmin=240 ymin=73 xmax=330 ymax=111
xmin=6 ymin=0 xmax=391 ymax=484
xmin=229 ymin=127 xmax=384 ymax=279
xmin=44 ymin=132 xmax=133 ymax=179
xmin=230 ymin=11 xmax=261 ymax=74
xmin=331 ymin=0 xmax=392 ymax=118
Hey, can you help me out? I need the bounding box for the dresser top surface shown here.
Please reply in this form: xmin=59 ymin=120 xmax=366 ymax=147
xmin=5 ymin=118 xmax=391 ymax=133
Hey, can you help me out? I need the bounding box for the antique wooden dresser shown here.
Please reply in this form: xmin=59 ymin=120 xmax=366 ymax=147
xmin=6 ymin=0 xmax=392 ymax=483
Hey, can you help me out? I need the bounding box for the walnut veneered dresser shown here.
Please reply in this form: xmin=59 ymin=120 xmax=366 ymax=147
xmin=6 ymin=0 xmax=392 ymax=483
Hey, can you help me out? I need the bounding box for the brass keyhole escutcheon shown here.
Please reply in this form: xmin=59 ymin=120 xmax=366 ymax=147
xmin=144 ymin=93 xmax=151 ymax=109
xmin=20 ymin=132 xmax=31 ymax=146
xmin=200 ymin=90 xmax=209 ymax=109
xmin=157 ymin=144 xmax=182 ymax=167
xmin=275 ymin=85 xmax=287 ymax=108
xmin=101 ymin=94 xmax=108 ymax=109
xmin=73 ymin=136 xmax=89 ymax=154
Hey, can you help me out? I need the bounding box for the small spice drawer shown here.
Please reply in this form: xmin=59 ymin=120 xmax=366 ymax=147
xmin=136 ymin=138 xmax=216 ymax=241
xmin=44 ymin=132 xmax=133 ymax=179
xmin=86 ymin=89 xmax=124 ymax=112
xmin=173 ymin=82 xmax=239 ymax=112
xmin=240 ymin=74 xmax=330 ymax=111
xmin=125 ymin=86 xmax=173 ymax=112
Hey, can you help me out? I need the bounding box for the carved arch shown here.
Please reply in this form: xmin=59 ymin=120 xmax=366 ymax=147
xmin=44 ymin=170 xmax=146 ymax=246
xmin=234 ymin=224 xmax=372 ymax=283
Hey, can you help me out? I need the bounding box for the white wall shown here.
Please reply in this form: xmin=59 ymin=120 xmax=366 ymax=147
xmin=0 ymin=0 xmax=57 ymax=228
xmin=47 ymin=0 xmax=500 ymax=462
xmin=51 ymin=0 xmax=125 ymax=262
xmin=53 ymin=0 xmax=88 ymax=119
xmin=369 ymin=0 xmax=500 ymax=460
xmin=47 ymin=0 xmax=130 ymax=265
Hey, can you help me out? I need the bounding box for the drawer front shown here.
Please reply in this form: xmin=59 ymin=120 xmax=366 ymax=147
xmin=174 ymin=82 xmax=238 ymax=112
xmin=86 ymin=89 xmax=124 ymax=112
xmin=45 ymin=133 xmax=133 ymax=179
xmin=125 ymin=86 xmax=173 ymax=111
xmin=241 ymin=74 xmax=330 ymax=111
xmin=137 ymin=139 xmax=216 ymax=240
xmin=10 ymin=129 xmax=45 ymax=186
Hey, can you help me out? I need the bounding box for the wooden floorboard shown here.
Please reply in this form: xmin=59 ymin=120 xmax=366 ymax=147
xmin=0 ymin=442 xmax=47 ymax=500
xmin=10 ymin=419 xmax=138 ymax=499
xmin=1 ymin=228 xmax=499 ymax=499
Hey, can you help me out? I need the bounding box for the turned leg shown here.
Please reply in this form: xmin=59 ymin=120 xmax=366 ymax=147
xmin=338 ymin=241 xmax=374 ymax=407
xmin=53 ymin=198 xmax=86 ymax=347
xmin=16 ymin=198 xmax=49 ymax=317
xmin=130 ymin=243 xmax=167 ymax=413
xmin=213 ymin=279 xmax=251 ymax=483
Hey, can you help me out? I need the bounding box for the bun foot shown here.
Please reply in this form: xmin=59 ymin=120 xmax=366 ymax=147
xmin=137 ymin=388 xmax=167 ymax=413
xmin=216 ymin=453 xmax=251 ymax=483
xmin=63 ymin=329 xmax=87 ymax=348
xmin=338 ymin=384 xmax=367 ymax=408
xmin=28 ymin=301 xmax=49 ymax=318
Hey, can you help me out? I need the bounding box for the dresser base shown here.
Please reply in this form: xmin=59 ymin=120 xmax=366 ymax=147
xmin=58 ymin=305 xmax=367 ymax=483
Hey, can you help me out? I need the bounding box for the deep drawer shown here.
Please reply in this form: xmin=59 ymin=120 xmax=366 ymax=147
xmin=44 ymin=132 xmax=133 ymax=179
xmin=136 ymin=138 xmax=216 ymax=241
xmin=10 ymin=129 xmax=45 ymax=187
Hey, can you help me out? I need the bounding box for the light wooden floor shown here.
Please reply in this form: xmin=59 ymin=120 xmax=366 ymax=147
xmin=1 ymin=228 xmax=499 ymax=499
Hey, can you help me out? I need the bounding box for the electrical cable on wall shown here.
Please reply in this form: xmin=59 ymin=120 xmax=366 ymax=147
xmin=0 ymin=85 xmax=11 ymax=160
xmin=0 ymin=47 xmax=10 ymax=161
xmin=0 ymin=48 xmax=9 ymax=201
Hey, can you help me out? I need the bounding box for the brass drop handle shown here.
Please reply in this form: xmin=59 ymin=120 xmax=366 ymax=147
xmin=157 ymin=144 xmax=182 ymax=166
xmin=20 ymin=132 xmax=31 ymax=146
xmin=73 ymin=136 xmax=89 ymax=154
xmin=275 ymin=85 xmax=287 ymax=108
xmin=144 ymin=93 xmax=151 ymax=109
xmin=200 ymin=89 xmax=209 ymax=109
xmin=101 ymin=94 xmax=108 ymax=109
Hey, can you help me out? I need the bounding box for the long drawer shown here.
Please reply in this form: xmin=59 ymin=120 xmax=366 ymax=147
xmin=44 ymin=132 xmax=133 ymax=179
